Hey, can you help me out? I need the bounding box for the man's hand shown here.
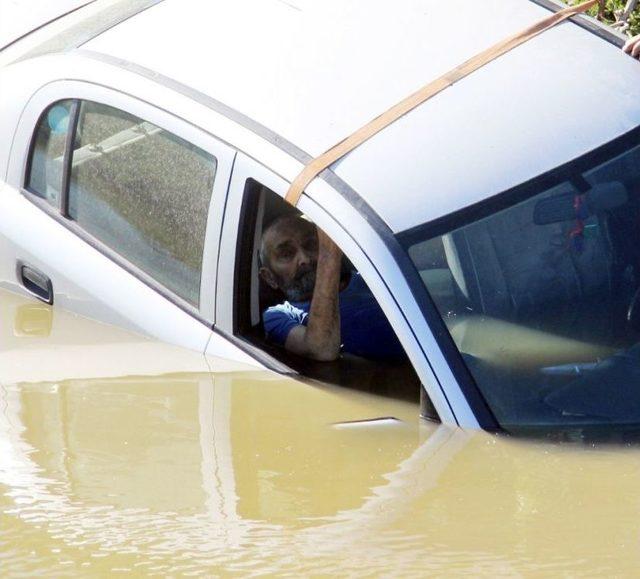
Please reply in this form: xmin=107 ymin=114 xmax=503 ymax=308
xmin=285 ymin=228 xmax=343 ymax=361
xmin=623 ymin=34 xmax=640 ymax=60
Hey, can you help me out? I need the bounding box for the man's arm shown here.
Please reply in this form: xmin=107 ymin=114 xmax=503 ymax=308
xmin=284 ymin=229 xmax=342 ymax=361
xmin=623 ymin=34 xmax=640 ymax=59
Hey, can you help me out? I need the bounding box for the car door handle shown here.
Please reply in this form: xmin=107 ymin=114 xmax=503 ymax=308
xmin=17 ymin=262 xmax=54 ymax=305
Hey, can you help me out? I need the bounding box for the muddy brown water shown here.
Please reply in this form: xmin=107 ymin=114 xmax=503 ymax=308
xmin=1 ymin=290 xmax=639 ymax=576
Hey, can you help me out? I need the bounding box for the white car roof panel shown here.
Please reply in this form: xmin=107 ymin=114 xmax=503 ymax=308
xmin=335 ymin=25 xmax=640 ymax=232
xmin=83 ymin=0 xmax=559 ymax=156
xmin=82 ymin=0 xmax=640 ymax=231
xmin=0 ymin=0 xmax=93 ymax=49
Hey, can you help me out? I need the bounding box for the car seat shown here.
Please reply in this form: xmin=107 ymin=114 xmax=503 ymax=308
xmin=443 ymin=184 xmax=623 ymax=345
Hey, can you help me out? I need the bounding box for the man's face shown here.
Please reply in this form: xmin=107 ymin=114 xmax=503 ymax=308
xmin=261 ymin=217 xmax=319 ymax=302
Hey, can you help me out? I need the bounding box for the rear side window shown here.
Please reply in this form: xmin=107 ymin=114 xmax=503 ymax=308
xmin=27 ymin=99 xmax=74 ymax=207
xmin=27 ymin=99 xmax=217 ymax=307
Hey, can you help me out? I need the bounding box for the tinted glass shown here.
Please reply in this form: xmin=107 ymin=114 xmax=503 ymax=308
xmin=68 ymin=101 xmax=217 ymax=307
xmin=400 ymin=134 xmax=640 ymax=433
xmin=27 ymin=100 xmax=74 ymax=206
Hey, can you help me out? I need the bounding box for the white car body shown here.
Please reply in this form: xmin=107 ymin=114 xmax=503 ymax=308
xmin=0 ymin=0 xmax=639 ymax=429
xmin=0 ymin=0 xmax=94 ymax=49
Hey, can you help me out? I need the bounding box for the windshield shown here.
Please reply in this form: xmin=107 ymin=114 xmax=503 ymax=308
xmin=398 ymin=128 xmax=640 ymax=433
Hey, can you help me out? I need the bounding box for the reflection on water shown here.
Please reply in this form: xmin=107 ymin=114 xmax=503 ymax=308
xmin=14 ymin=303 xmax=53 ymax=338
xmin=4 ymin=375 xmax=640 ymax=576
xmin=2 ymin=292 xmax=640 ymax=575
xmin=0 ymin=374 xmax=426 ymax=575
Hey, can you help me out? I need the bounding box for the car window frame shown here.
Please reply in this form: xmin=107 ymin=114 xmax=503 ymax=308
xmin=214 ymin=151 xmax=467 ymax=426
xmin=13 ymin=80 xmax=235 ymax=326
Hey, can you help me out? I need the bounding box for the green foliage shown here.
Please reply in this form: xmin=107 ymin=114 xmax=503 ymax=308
xmin=577 ymin=0 xmax=640 ymax=37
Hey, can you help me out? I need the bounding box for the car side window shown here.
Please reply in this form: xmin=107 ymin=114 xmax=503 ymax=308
xmin=25 ymin=99 xmax=218 ymax=308
xmin=233 ymin=180 xmax=433 ymax=415
xmin=26 ymin=100 xmax=75 ymax=208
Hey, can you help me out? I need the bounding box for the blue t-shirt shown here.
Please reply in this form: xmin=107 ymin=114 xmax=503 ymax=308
xmin=263 ymin=273 xmax=406 ymax=361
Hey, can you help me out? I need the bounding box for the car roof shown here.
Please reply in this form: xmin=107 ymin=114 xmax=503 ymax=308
xmin=0 ymin=0 xmax=94 ymax=50
xmin=82 ymin=0 xmax=640 ymax=232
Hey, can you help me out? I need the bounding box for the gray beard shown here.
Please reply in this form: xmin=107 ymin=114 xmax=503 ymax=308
xmin=279 ymin=259 xmax=353 ymax=302
xmin=282 ymin=269 xmax=316 ymax=302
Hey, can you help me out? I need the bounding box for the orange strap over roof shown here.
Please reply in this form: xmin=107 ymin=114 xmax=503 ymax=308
xmin=285 ymin=0 xmax=598 ymax=206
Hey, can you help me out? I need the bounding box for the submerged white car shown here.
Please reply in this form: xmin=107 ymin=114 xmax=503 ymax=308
xmin=4 ymin=0 xmax=640 ymax=575
xmin=1 ymin=0 xmax=639 ymax=435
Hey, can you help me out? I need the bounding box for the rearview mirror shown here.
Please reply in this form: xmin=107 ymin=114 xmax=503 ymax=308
xmin=533 ymin=182 xmax=628 ymax=225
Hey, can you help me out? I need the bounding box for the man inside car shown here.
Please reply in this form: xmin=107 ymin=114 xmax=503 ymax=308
xmin=259 ymin=215 xmax=406 ymax=362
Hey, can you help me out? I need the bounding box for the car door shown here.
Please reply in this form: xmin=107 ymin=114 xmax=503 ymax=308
xmin=1 ymin=80 xmax=234 ymax=353
xmin=213 ymin=151 xmax=476 ymax=427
